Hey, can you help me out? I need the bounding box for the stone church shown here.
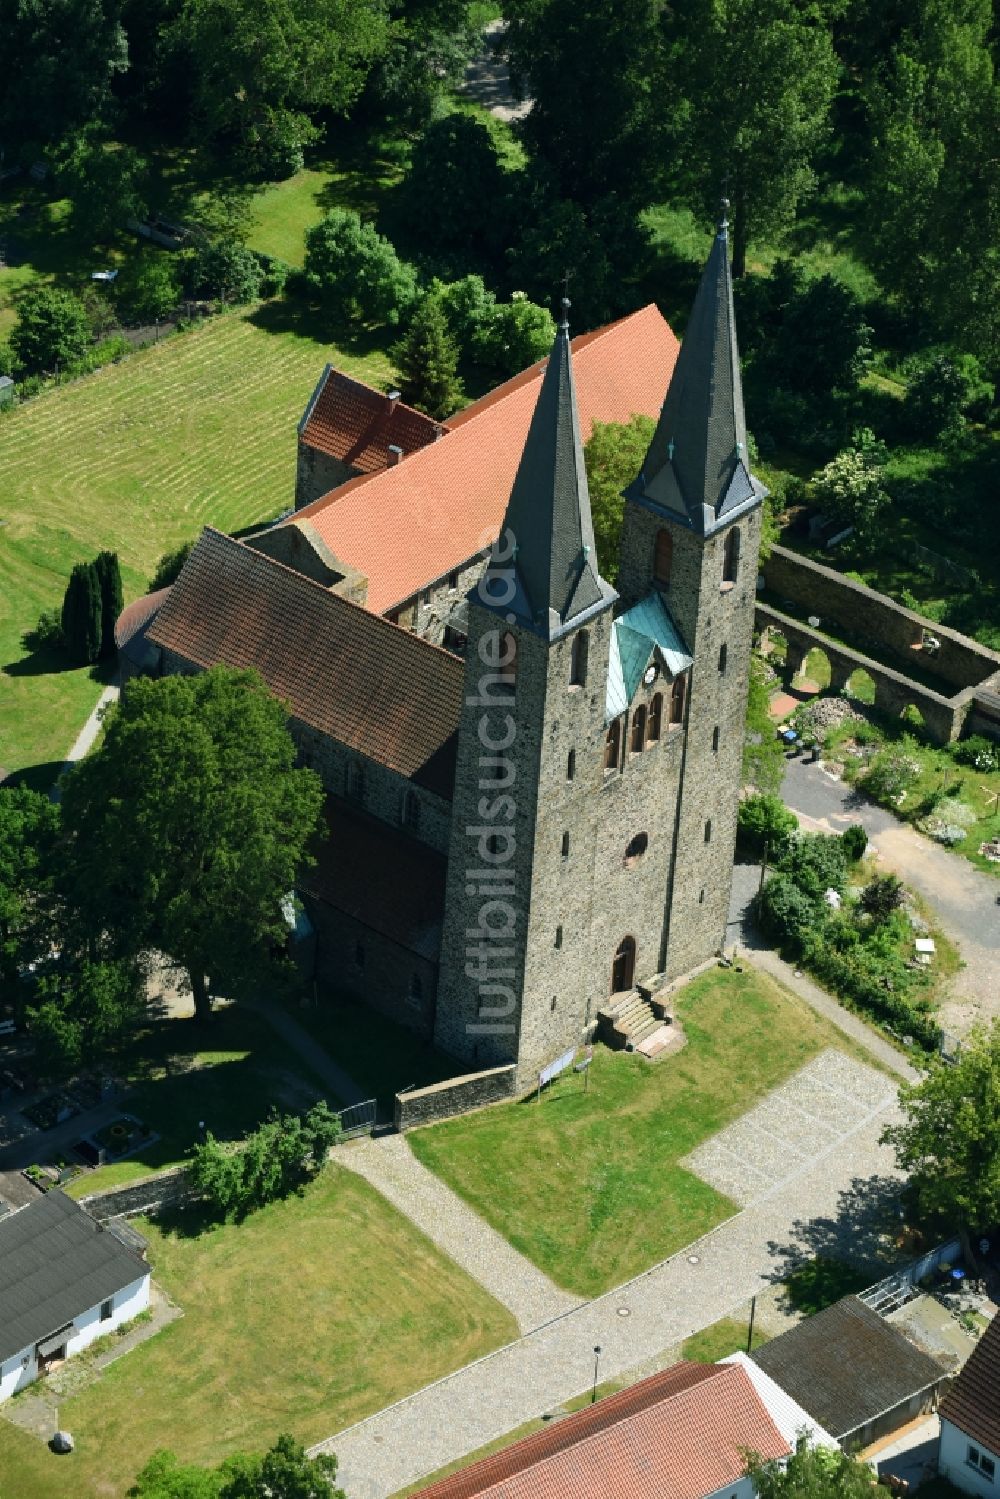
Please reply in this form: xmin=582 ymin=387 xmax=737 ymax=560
xmin=117 ymin=212 xmax=764 ymax=1087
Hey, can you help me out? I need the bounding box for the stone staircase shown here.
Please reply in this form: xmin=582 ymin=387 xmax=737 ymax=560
xmin=596 ymin=985 xmax=667 ymax=1051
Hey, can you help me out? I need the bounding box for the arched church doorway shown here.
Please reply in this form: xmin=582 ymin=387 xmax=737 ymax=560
xmin=611 ymin=936 xmax=636 ymax=994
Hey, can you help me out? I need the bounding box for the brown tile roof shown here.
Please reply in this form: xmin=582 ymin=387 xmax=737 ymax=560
xmin=752 ymin=1297 xmax=946 ymax=1440
xmin=940 ymin=1309 xmax=1000 ymax=1454
xmin=114 ymin=587 xmax=172 ymax=650
xmin=146 ymin=529 xmax=463 ymax=793
xmin=301 ymin=367 xmax=444 ymax=474
xmin=408 ymin=1362 xmax=789 ymax=1499
xmin=300 ymin=799 xmax=446 ymax=959
xmin=294 ymin=305 xmax=680 ymax=614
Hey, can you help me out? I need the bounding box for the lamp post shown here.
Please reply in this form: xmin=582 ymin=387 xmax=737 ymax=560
xmin=591 ymin=1345 xmax=602 ymax=1404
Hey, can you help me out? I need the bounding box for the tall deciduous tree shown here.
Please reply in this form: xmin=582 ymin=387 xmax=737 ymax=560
xmin=0 ymin=0 xmax=128 ymax=151
xmin=394 ymin=294 xmax=464 ymax=420
xmin=0 ymin=787 xmax=60 ymax=996
xmin=747 ymin=1437 xmax=890 ymax=1496
xmin=11 ymin=289 xmax=91 ymax=376
xmin=60 ymin=666 xmax=324 ymax=1022
xmin=583 ymin=414 xmax=655 ymax=583
xmin=303 ymin=210 xmax=417 ymax=328
xmin=676 ymin=0 xmax=840 ymax=276
xmin=882 ymin=1021 xmax=1000 ymax=1255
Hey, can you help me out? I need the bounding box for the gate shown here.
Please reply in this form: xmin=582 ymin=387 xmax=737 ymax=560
xmin=338 ymin=1098 xmax=377 ymax=1139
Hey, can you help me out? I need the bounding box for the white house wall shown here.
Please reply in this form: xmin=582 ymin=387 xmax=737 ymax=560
xmin=0 ymin=1346 xmax=38 ymax=1401
xmin=940 ymin=1419 xmax=1000 ymax=1498
xmin=706 ymin=1475 xmax=755 ymax=1499
xmin=0 ymin=1272 xmax=150 ymax=1402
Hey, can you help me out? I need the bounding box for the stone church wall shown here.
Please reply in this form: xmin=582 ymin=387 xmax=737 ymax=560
xmin=295 ymin=441 xmax=356 ymax=511
xmin=303 ymin=894 xmax=438 ymax=1039
xmin=393 ymin=554 xmax=490 ymax=646
xmin=394 ymin=1065 xmax=517 ymax=1130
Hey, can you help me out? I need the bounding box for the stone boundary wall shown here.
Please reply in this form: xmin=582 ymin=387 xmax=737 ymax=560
xmin=762 ymin=545 xmax=1000 ymax=692
xmin=80 ymin=1165 xmax=192 ymax=1221
xmin=395 ymin=1066 xmax=517 ymax=1130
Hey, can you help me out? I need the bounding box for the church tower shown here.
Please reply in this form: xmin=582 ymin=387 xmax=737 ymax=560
xmin=435 ymin=302 xmax=619 ymax=1081
xmin=619 ymin=202 xmax=767 ymax=977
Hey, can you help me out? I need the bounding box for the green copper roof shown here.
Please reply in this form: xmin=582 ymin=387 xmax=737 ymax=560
xmin=606 ymin=592 xmax=692 ymax=721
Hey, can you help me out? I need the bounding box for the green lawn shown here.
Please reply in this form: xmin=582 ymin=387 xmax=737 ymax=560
xmin=0 ymin=308 xmax=396 ymax=783
xmin=60 ymin=1004 xmax=332 ymax=1197
xmin=681 ymin=1315 xmax=771 ymax=1363
xmin=0 ymin=1166 xmax=517 ymax=1499
xmin=410 ymin=965 xmax=876 ymax=1298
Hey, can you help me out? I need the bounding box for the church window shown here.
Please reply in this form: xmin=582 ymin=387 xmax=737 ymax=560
xmin=624 ymin=832 xmax=648 ymax=867
xmin=555 ymin=925 xmax=563 ymax=949
xmin=550 ymin=995 xmax=557 ymax=1012
xmin=704 ymin=819 xmax=712 ymax=843
xmin=611 ymin=936 xmax=636 ymax=994
xmin=699 ymin=889 xmax=705 ymax=904
xmin=722 ymin=527 xmax=740 ymax=586
xmin=712 ymin=725 xmax=720 ymax=752
xmin=448 ymin=570 xmax=459 ymax=590
xmin=569 ymin=630 xmax=589 ymax=687
xmin=561 ymin=831 xmax=570 ymax=858
xmin=647 ymin=694 xmax=662 ymax=743
xmin=567 ymin=749 xmax=576 ymax=781
xmin=499 ymin=631 xmax=517 ymax=689
xmin=346 ymin=761 xmax=365 ymax=802
xmin=402 ymin=789 xmax=420 ymax=831
xmin=670 ymin=675 xmax=686 ymax=725
xmin=718 ymin=642 xmax=728 ymax=674
xmin=408 ymin=973 xmax=423 ymax=1007
xmin=630 ymin=705 xmax=646 ymax=753
xmin=653 ymin=529 xmax=673 ymax=585
xmin=604 ymin=719 xmax=621 ymax=773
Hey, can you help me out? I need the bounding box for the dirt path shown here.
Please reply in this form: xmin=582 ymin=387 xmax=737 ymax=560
xmin=461 ymin=20 xmax=532 ymax=122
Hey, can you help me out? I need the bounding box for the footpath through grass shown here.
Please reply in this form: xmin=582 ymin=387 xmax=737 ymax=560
xmin=0 ymin=1166 xmax=517 ymax=1499
xmin=0 ymin=309 xmax=395 ymax=783
xmin=410 ymin=965 xmax=875 ymax=1298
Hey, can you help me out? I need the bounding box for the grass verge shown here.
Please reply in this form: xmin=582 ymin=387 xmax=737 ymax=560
xmin=410 ymin=964 xmax=879 ymax=1298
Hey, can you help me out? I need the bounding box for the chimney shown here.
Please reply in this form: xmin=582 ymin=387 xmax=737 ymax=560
xmin=387 ymin=389 xmax=401 ymax=408
xmin=388 ymin=444 xmax=403 ymax=467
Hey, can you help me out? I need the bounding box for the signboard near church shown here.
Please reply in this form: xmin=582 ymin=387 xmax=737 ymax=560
xmin=538 ymin=1046 xmax=576 ymax=1091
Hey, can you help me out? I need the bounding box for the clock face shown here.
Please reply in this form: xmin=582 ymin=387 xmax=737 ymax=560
xmin=643 ymin=664 xmax=657 ymax=686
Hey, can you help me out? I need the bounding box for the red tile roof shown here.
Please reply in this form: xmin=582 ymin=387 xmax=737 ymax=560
xmin=408 ymin=1362 xmax=789 ymax=1499
xmin=146 ymin=528 xmax=464 ymax=792
xmin=114 ymin=587 xmax=172 ymax=650
xmin=301 ymin=367 xmax=444 ymax=474
xmin=300 ymin=799 xmax=447 ymax=958
xmin=294 ymin=305 xmax=679 ymax=614
xmin=940 ymin=1310 xmax=1000 ymax=1455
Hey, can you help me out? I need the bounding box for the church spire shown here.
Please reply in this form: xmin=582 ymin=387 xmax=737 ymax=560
xmin=481 ymin=299 xmax=615 ymax=639
xmin=628 ymin=200 xmax=765 ymax=535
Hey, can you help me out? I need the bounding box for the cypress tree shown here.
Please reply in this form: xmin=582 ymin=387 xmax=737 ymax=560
xmin=93 ymin=550 xmax=124 ymax=658
xmin=60 ymin=563 xmax=103 ymax=665
xmin=394 ymin=295 xmax=464 ymax=422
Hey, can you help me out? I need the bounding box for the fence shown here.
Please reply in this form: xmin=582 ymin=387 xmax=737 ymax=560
xmin=338 ymin=1098 xmax=377 ymax=1139
xmin=860 ymin=1238 xmax=962 ymax=1315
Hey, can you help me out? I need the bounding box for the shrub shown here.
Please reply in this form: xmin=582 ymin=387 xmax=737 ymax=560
xmin=810 ymin=428 xmax=888 ymax=543
xmin=10 ymin=288 xmax=91 ymax=375
xmin=116 ymin=253 xmax=181 ymax=323
xmin=434 ymin=274 xmax=497 ymax=350
xmin=303 ymin=210 xmax=417 ymax=328
xmin=903 ymin=353 xmax=995 ymax=440
xmin=193 ymin=239 xmax=264 ymax=305
xmin=189 ymin=1102 xmax=342 ymax=1219
xmin=754 ymin=873 xmax=820 ymax=951
xmin=737 ymin=794 xmax=798 ymax=859
xmin=778 ymin=832 xmax=847 ymax=899
xmin=859 ymin=873 xmax=905 ymax=923
xmin=28 ymin=609 xmax=64 ymax=650
xmin=859 ymin=742 xmax=921 ymax=804
xmin=841 ymin=823 xmax=868 ymax=861
xmin=474 ymin=292 xmax=556 ymax=377
xmin=948 ymin=735 xmax=1000 ymax=773
xmin=150 ymin=541 xmax=195 ymax=591
xmin=93 ymin=550 xmax=123 ymax=659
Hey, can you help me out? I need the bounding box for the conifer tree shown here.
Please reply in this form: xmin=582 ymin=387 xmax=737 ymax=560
xmin=93 ymin=550 xmax=124 ymax=659
xmin=60 ymin=562 xmax=103 ymax=666
xmin=394 ymin=295 xmax=464 ymax=421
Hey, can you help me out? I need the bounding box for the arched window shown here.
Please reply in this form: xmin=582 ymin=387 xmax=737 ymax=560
xmin=624 ymin=832 xmax=648 ymax=868
xmin=653 ymin=528 xmax=673 ymax=585
xmin=346 ymin=760 xmax=365 ymax=802
xmin=718 ymin=642 xmax=728 ymax=674
xmin=567 ymin=749 xmax=576 ymax=781
xmin=611 ymin=936 xmax=636 ymax=994
xmin=499 ymin=630 xmax=517 ymax=688
xmin=604 ymin=718 xmax=621 ymax=772
xmin=401 ymin=788 xmax=420 ymax=831
xmin=647 ymin=694 xmax=662 ymax=743
xmin=630 ymin=704 xmax=646 ymax=753
xmin=670 ymin=674 xmax=686 ymax=725
xmin=569 ymin=630 xmax=589 ymax=687
xmin=561 ymin=830 xmax=570 ymax=858
xmin=723 ymin=527 xmax=741 ymax=586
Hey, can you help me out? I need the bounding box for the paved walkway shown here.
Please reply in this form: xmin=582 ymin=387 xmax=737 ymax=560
xmin=242 ymin=995 xmax=369 ymax=1109
xmin=339 ymin=1134 xmax=581 ymax=1336
xmin=51 ymin=679 xmax=119 ymax=796
xmin=312 ymin=1054 xmax=903 ymax=1498
xmin=461 ymin=20 xmax=532 ymax=122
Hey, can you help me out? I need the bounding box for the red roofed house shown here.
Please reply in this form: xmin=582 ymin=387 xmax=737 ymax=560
xmin=405 ymin=1362 xmax=791 ymax=1499
xmin=129 ymin=213 xmax=768 ymax=1092
xmin=938 ymin=1309 xmax=1000 ymax=1496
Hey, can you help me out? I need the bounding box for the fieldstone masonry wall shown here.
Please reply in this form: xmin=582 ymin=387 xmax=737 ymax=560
xmin=295 ymin=442 xmax=356 ymax=511
xmin=81 ymin=1165 xmax=192 ymax=1221
xmin=394 ymin=1065 xmax=517 ymax=1130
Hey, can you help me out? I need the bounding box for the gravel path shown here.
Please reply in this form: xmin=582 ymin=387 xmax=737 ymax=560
xmin=51 ymin=679 xmax=119 ymax=797
xmin=312 ymin=1054 xmax=901 ymax=1498
xmin=338 ymin=1134 xmax=581 ymax=1335
xmin=461 ymin=20 xmax=532 ymax=122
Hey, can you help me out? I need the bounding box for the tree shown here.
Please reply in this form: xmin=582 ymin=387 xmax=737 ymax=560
xmin=0 ymin=0 xmax=128 ymax=152
xmin=59 ymin=666 xmax=325 ymax=1021
xmin=747 ymin=1436 xmax=890 ymax=1497
xmin=858 ymin=872 xmax=905 ymax=923
xmin=61 ymin=561 xmax=104 ymax=665
xmin=676 ymin=0 xmax=840 ymax=277
xmin=903 ymin=355 xmax=995 ymax=442
xmin=303 ymin=210 xmax=417 ymax=328
xmin=191 ymin=1103 xmax=342 ymax=1218
xmin=131 ymin=1435 xmax=344 ymax=1499
xmin=10 ymin=288 xmax=91 ymax=375
xmin=583 ymin=415 xmax=655 ymax=583
xmin=61 ymin=137 xmax=149 ymax=246
xmin=0 ymin=788 xmax=60 ymax=997
xmin=397 ymin=114 xmax=512 ymax=265
xmin=778 ymin=832 xmax=847 ymax=898
xmin=94 ymin=550 xmax=124 ymax=659
xmin=117 ymin=254 xmax=182 ymax=324
xmin=150 ymin=541 xmax=195 ymax=591
xmin=737 ymin=793 xmax=798 ymax=859
xmin=364 ymin=0 xmax=483 ymax=130
xmin=169 ymin=0 xmax=389 ymax=173
xmin=841 ymin=822 xmax=868 ymax=861
xmin=744 ymin=654 xmax=786 ymax=795
xmin=394 ymin=295 xmax=464 ymax=420
xmin=475 ymin=293 xmax=556 ymax=378
xmin=27 ymin=956 xmax=148 ymax=1078
xmin=882 ymin=1021 xmax=1000 ymax=1251
xmin=754 ymin=872 xmax=819 ymax=949
xmin=504 ymin=0 xmax=673 ymax=210
xmin=193 ymin=241 xmax=264 ymax=305
xmin=130 ymin=1447 xmax=225 ymax=1499
xmin=811 ymin=429 xmax=888 ymax=543
xmin=510 ymin=189 xmax=651 ymax=327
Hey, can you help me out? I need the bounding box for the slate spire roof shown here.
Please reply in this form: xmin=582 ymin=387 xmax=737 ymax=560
xmin=480 ymin=301 xmax=616 ymax=640
xmin=628 ymin=202 xmax=766 ymax=535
